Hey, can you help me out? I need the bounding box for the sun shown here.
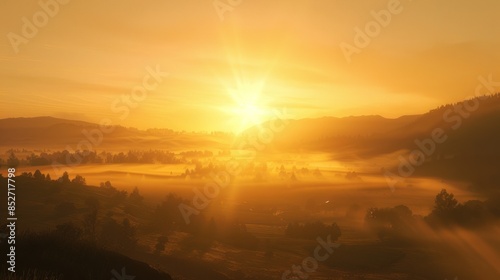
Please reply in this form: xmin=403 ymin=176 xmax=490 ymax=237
xmin=215 ymin=75 xmax=272 ymax=133
xmin=240 ymin=103 xmax=265 ymax=121
xmin=214 ymin=33 xmax=280 ymax=133
xmin=222 ymin=81 xmax=272 ymax=133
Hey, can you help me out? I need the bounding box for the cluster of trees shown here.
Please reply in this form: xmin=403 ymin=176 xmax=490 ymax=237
xmin=365 ymin=189 xmax=500 ymax=243
xmin=54 ymin=209 xmax=138 ymax=251
xmin=152 ymin=193 xmax=189 ymax=230
xmin=427 ymin=93 xmax=500 ymax=114
xmin=99 ymin=216 xmax=137 ymax=250
xmin=98 ymin=180 xmax=130 ymax=202
xmin=2 ymin=149 xmax=184 ymax=167
xmin=285 ymin=221 xmax=342 ymax=240
xmin=2 ymin=149 xmax=236 ymax=168
xmin=10 ymin=169 xmax=87 ymax=187
xmin=150 ymin=193 xmax=259 ymax=251
xmin=24 ymin=169 xmax=52 ymax=181
xmin=345 ymin=171 xmax=362 ymax=181
xmin=426 ymin=189 xmax=500 ymax=228
xmin=0 ymin=229 xmax=173 ymax=280
xmin=101 ymin=150 xmax=181 ymax=164
xmin=4 ymin=170 xmax=259 ymax=254
xmin=240 ymin=162 xmax=269 ymax=181
xmin=9 ymin=171 xmax=145 ymax=210
xmin=278 ymin=165 xmax=323 ymax=181
xmin=181 ymin=215 xmax=258 ymax=251
xmin=183 ymin=161 xmax=325 ymax=182
xmin=179 ymin=150 xmax=214 ymax=158
xmin=6 ymin=178 xmax=143 ymax=252
xmin=182 ymin=160 xmax=234 ymax=179
xmin=57 ymin=172 xmax=86 ymax=185
xmin=218 ymin=222 xmax=259 ymax=249
xmin=365 ymin=205 xmax=416 ymax=242
xmin=12 ymin=170 xmax=145 ymax=202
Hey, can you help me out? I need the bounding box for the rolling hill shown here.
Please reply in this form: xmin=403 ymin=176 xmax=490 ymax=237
xmin=0 ymin=117 xmax=232 ymax=151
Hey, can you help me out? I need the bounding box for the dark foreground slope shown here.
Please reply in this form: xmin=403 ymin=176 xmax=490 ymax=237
xmin=0 ymin=231 xmax=173 ymax=280
xmin=0 ymin=232 xmax=172 ymax=280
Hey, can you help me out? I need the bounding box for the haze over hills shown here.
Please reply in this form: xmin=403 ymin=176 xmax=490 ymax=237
xmin=2 ymin=94 xmax=500 ymax=161
xmin=242 ymin=94 xmax=500 ymax=152
xmin=2 ymin=98 xmax=500 ymax=279
xmin=0 ymin=116 xmax=233 ymax=151
xmin=241 ymin=94 xmax=500 ymax=190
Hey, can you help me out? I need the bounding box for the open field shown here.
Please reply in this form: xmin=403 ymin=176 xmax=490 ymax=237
xmin=5 ymin=154 xmax=497 ymax=279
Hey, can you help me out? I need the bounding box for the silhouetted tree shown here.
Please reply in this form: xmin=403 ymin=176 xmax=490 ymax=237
xmin=434 ymin=189 xmax=458 ymax=213
xmin=58 ymin=171 xmax=71 ymax=184
xmin=71 ymin=175 xmax=86 ymax=185
xmin=7 ymin=152 xmax=19 ymax=167
xmin=129 ymin=186 xmax=143 ymax=202
xmin=100 ymin=181 xmax=113 ymax=189
xmin=426 ymin=189 xmax=460 ymax=226
xmin=100 ymin=217 xmax=137 ymax=249
xmin=33 ymin=169 xmax=45 ymax=180
xmin=122 ymin=218 xmax=137 ymax=245
xmin=153 ymin=193 xmax=188 ymax=230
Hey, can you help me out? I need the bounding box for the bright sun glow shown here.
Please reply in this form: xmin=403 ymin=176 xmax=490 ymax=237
xmin=216 ymin=36 xmax=280 ymax=133
xmin=225 ymin=83 xmax=271 ymax=133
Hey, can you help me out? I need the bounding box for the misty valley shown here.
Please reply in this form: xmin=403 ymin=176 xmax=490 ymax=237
xmin=1 ymin=95 xmax=500 ymax=279
xmin=2 ymin=2 xmax=500 ymax=277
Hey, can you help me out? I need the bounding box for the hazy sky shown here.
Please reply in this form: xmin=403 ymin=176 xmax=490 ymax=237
xmin=1 ymin=0 xmax=500 ymax=131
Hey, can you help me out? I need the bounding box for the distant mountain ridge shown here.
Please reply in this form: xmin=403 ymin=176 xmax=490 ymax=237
xmin=238 ymin=94 xmax=500 ymax=191
xmin=0 ymin=116 xmax=231 ymax=151
xmin=239 ymin=94 xmax=500 ymax=155
xmin=2 ymin=94 xmax=500 ymax=158
xmin=0 ymin=116 xmax=95 ymax=129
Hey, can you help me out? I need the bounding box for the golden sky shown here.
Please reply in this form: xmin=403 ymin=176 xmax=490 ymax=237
xmin=1 ymin=0 xmax=500 ymax=132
